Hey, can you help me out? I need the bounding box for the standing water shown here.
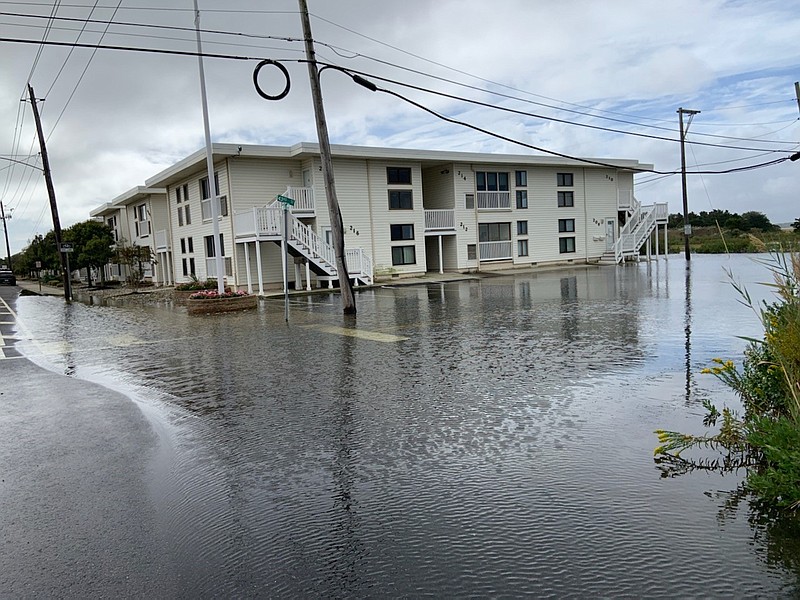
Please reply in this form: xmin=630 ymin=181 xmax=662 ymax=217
xmin=13 ymin=255 xmax=800 ymax=597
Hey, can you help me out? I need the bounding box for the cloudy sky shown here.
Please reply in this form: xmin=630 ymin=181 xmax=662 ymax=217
xmin=1 ymin=0 xmax=799 ymax=255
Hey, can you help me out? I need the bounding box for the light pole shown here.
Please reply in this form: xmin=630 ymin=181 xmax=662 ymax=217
xmin=678 ymin=107 xmax=700 ymax=261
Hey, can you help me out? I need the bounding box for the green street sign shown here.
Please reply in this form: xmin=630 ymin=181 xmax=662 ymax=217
xmin=276 ymin=194 xmax=295 ymax=206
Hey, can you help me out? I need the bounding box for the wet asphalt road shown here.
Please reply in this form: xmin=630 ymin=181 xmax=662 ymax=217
xmin=0 ymin=285 xmax=177 ymax=597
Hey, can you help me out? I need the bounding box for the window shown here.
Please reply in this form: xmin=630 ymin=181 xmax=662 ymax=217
xmin=187 ymin=237 xmax=194 ymax=253
xmin=515 ymin=170 xmax=527 ymax=187
xmin=518 ymin=239 xmax=529 ymax=257
xmin=465 ymin=193 xmax=475 ymax=209
xmin=184 ymin=205 xmax=192 ymax=225
xmin=516 ymin=190 xmax=528 ymax=209
xmin=478 ymin=222 xmax=511 ymax=242
xmin=178 ymin=206 xmax=184 ymax=226
xmin=557 ymin=173 xmax=573 ymax=187
xmin=200 ymin=172 xmax=220 ymax=200
xmin=476 ymin=171 xmax=509 ymax=191
xmin=559 ymin=237 xmax=576 ymax=253
xmin=389 ymin=190 xmax=413 ymax=210
xmin=176 ymin=183 xmax=188 ymax=203
xmin=386 ymin=166 xmax=411 ymax=185
xmin=390 ymin=224 xmax=414 ymax=241
xmin=391 ymin=245 xmax=416 ymax=265
xmin=182 ymin=258 xmax=188 ymax=276
xmin=204 ymin=233 xmax=225 ymax=257
xmin=180 ymin=238 xmax=186 ymax=254
xmin=517 ymin=220 xmax=528 ymax=235
xmin=557 ymin=191 xmax=574 ymax=207
xmin=558 ymin=219 xmax=575 ymax=233
xmin=134 ymin=203 xmax=149 ymax=237
xmin=467 ymin=244 xmax=477 ymax=260
xmin=189 ymin=257 xmax=196 ymax=275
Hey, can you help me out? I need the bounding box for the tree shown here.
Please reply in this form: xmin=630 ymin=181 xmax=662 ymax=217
xmin=63 ymin=220 xmax=115 ymax=287
xmin=792 ymin=218 xmax=800 ymax=233
xmin=114 ymin=238 xmax=153 ymax=290
xmin=741 ymin=211 xmax=776 ymax=232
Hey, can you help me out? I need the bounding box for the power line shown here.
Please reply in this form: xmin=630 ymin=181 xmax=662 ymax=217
xmin=329 ymin=64 xmax=797 ymax=153
xmin=310 ymin=12 xmax=799 ymax=133
xmin=0 ymin=2 xmax=297 ymax=13
xmin=45 ymin=0 xmax=123 ymax=141
xmin=346 ymin=73 xmax=793 ymax=175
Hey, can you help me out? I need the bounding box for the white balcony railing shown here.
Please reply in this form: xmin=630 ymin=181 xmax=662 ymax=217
xmin=284 ymin=186 xmax=315 ymax=214
xmin=477 ymin=191 xmax=511 ymax=210
xmin=479 ymin=240 xmax=512 ymax=261
xmin=618 ymin=190 xmax=639 ymax=212
xmin=205 ymin=257 xmax=233 ymax=278
xmin=424 ymin=209 xmax=455 ymax=231
xmin=201 ymin=195 xmax=228 ymax=221
xmin=154 ymin=229 xmax=170 ymax=251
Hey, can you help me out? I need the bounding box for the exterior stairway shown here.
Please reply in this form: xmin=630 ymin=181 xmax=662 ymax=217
xmin=611 ymin=195 xmax=669 ymax=264
xmin=234 ymin=203 xmax=374 ymax=285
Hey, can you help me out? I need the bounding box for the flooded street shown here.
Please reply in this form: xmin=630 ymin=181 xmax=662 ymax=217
xmin=7 ymin=255 xmax=800 ymax=597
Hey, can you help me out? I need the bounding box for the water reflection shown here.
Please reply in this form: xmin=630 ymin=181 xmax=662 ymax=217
xmin=685 ymin=262 xmax=693 ymax=404
xmin=13 ymin=256 xmax=796 ymax=596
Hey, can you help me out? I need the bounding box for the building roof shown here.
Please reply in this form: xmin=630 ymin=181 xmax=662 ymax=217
xmin=89 ymin=186 xmax=167 ymax=216
xmin=144 ymin=142 xmax=654 ymax=188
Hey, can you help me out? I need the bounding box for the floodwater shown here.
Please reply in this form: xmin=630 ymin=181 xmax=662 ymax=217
xmin=12 ymin=254 xmax=800 ymax=597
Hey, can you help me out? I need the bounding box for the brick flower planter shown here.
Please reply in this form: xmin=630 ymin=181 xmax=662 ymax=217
xmin=186 ymin=294 xmax=258 ymax=315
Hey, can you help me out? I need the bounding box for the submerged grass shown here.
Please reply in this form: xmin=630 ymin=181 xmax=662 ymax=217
xmin=655 ymin=251 xmax=800 ymax=512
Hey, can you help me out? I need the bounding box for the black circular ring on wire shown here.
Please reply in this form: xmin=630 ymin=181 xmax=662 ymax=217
xmin=253 ymin=59 xmax=291 ymax=101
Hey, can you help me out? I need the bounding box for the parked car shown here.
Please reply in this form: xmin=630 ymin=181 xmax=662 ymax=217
xmin=0 ymin=269 xmax=16 ymax=285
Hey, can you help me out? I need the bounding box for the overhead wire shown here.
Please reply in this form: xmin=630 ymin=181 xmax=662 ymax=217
xmin=4 ymin=9 xmax=798 ymax=145
xmin=337 ymin=68 xmax=793 ymax=175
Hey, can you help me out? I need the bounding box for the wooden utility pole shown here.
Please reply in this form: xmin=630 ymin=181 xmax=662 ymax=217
xmin=28 ymin=84 xmax=71 ymax=301
xmin=678 ymin=107 xmax=700 ymax=261
xmin=298 ymin=0 xmax=356 ymax=314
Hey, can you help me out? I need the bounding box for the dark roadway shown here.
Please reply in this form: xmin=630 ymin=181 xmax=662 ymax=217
xmin=0 ymin=285 xmax=177 ymax=598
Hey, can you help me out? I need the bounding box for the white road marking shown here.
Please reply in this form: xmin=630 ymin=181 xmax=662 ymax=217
xmin=300 ymin=324 xmax=408 ymax=343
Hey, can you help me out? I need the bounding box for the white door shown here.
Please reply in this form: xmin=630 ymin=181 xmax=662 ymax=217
xmin=606 ymin=219 xmax=616 ymax=252
xmin=302 ymin=169 xmax=312 ymax=188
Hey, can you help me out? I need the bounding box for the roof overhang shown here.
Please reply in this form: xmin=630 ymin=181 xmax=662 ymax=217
xmin=144 ymin=142 xmax=653 ymax=188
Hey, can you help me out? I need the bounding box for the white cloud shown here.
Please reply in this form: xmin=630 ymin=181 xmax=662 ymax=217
xmin=1 ymin=0 xmax=799 ymax=254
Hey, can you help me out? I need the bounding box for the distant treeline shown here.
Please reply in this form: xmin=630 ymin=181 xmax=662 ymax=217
xmin=667 ymin=210 xmax=780 ymax=232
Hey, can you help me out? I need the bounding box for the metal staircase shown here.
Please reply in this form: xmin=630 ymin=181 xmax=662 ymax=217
xmin=610 ymin=195 xmax=669 ymax=263
xmin=235 ymin=203 xmax=373 ymax=285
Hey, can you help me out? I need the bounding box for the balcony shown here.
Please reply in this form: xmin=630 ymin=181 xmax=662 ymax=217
xmin=479 ymin=240 xmax=512 ymax=261
xmin=477 ymin=191 xmax=510 ymax=210
xmin=205 ymin=257 xmax=233 ymax=278
xmin=154 ymin=229 xmax=170 ymax=252
xmin=234 ymin=206 xmax=282 ymax=239
xmin=424 ymin=209 xmax=455 ymax=232
xmin=201 ymin=195 xmax=229 ymax=221
xmin=284 ymin=186 xmax=315 ymax=216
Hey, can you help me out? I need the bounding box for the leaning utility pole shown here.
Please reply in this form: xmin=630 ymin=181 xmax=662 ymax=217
xmin=298 ymin=0 xmax=356 ymax=314
xmin=678 ymin=107 xmax=700 ymax=261
xmin=28 ymin=84 xmax=71 ymax=301
xmin=0 ymin=202 xmax=12 ymax=269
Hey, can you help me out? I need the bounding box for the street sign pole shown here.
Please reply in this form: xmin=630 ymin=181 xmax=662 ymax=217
xmin=60 ymin=242 xmax=74 ymax=301
xmin=277 ymin=196 xmax=294 ymax=322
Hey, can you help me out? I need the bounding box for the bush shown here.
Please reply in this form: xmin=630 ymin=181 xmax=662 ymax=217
xmin=175 ymin=278 xmax=220 ymax=291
